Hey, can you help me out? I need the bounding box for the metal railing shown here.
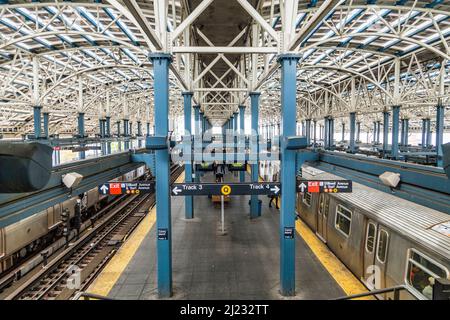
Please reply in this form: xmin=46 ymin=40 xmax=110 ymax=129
xmin=334 ymin=285 xmax=415 ymax=300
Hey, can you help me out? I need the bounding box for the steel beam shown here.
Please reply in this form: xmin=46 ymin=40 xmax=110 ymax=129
xmin=278 ymin=54 xmax=300 ymax=297
xmin=239 ymin=105 xmax=246 ymax=182
xmin=250 ymin=92 xmax=261 ymax=219
xmin=149 ymin=53 xmax=173 ymax=298
xmin=349 ymin=112 xmax=356 ymax=153
xmin=383 ymin=111 xmax=389 ymax=156
xmin=436 ymin=104 xmax=444 ymax=167
xmin=33 ymin=106 xmax=42 ymax=139
xmin=183 ymin=92 xmax=194 ymax=219
xmin=391 ymin=106 xmax=400 ymax=159
xmin=43 ymin=112 xmax=49 ymax=139
xmin=305 ymin=119 xmax=311 ymax=145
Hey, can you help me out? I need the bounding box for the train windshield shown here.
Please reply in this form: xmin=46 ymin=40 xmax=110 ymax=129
xmin=406 ymin=249 xmax=449 ymax=300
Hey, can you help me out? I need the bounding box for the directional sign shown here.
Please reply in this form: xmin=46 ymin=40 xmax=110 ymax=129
xmin=98 ymin=181 xmax=155 ymax=195
xmin=171 ymin=182 xmax=281 ymax=196
xmin=296 ymin=179 xmax=352 ymax=193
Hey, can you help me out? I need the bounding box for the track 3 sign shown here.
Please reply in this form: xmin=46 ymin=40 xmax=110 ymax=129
xmin=171 ymin=183 xmax=281 ymax=196
xmin=98 ymin=181 xmax=155 ymax=195
xmin=296 ymin=179 xmax=352 ymax=193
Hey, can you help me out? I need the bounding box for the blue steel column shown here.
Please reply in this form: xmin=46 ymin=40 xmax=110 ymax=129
xmin=105 ymin=116 xmax=111 ymax=137
xmin=239 ymin=105 xmax=246 ymax=182
xmin=376 ymin=121 xmax=381 ymax=144
xmin=426 ymin=119 xmax=431 ymax=148
xmin=305 ymin=119 xmax=311 ymax=145
xmin=436 ymin=104 xmax=444 ymax=167
xmin=329 ymin=117 xmax=334 ymax=148
xmin=313 ymin=120 xmax=317 ymax=145
xmin=373 ymin=121 xmax=378 ymax=144
xmin=356 ymin=121 xmax=361 ymax=142
xmin=182 ymin=92 xmax=194 ymax=219
xmin=383 ymin=111 xmax=389 ymax=156
xmin=137 ymin=121 xmax=142 ymax=148
xmin=323 ymin=116 xmax=329 ymax=149
xmin=233 ymin=112 xmax=238 ymax=163
xmin=278 ymin=54 xmax=300 ymax=296
xmin=250 ymin=92 xmax=261 ymax=218
xmin=193 ymin=105 xmax=201 ymax=182
xmin=341 ymin=122 xmax=345 ymax=142
xmin=34 ymin=106 xmax=42 ymax=139
xmin=349 ymin=112 xmax=356 ymax=153
xmin=149 ymin=53 xmax=173 ymax=298
xmin=400 ymin=119 xmax=405 ymax=146
xmin=421 ymin=119 xmax=426 ymax=149
xmin=78 ymin=113 xmax=85 ymax=137
xmin=391 ymin=105 xmax=400 ymax=159
xmin=43 ymin=112 xmax=49 ymax=139
xmin=147 ymin=122 xmax=150 ymax=136
xmin=116 ymin=121 xmax=121 ymax=136
xmin=404 ymin=119 xmax=409 ymax=146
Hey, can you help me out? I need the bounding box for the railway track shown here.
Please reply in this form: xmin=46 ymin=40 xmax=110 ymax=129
xmin=3 ymin=164 xmax=183 ymax=300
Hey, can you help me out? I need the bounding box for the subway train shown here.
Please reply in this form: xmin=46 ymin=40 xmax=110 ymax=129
xmin=0 ymin=165 xmax=147 ymax=274
xmin=296 ymin=165 xmax=450 ymax=300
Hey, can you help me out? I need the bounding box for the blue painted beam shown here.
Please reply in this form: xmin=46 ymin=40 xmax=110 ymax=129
xmin=250 ymin=92 xmax=261 ymax=218
xmin=383 ymin=111 xmax=389 ymax=156
xmin=305 ymin=119 xmax=311 ymax=145
xmin=391 ymin=106 xmax=400 ymax=159
xmin=33 ymin=106 xmax=42 ymax=139
xmin=239 ymin=105 xmax=246 ymax=182
xmin=436 ymin=104 xmax=444 ymax=167
xmin=376 ymin=121 xmax=381 ymax=144
xmin=43 ymin=112 xmax=49 ymax=139
xmin=149 ymin=52 xmax=173 ymax=298
xmin=349 ymin=112 xmax=356 ymax=153
xmin=341 ymin=122 xmax=345 ymax=142
xmin=356 ymin=121 xmax=361 ymax=143
xmin=105 ymin=116 xmax=111 ymax=137
xmin=421 ymin=118 xmax=426 ymax=149
xmin=313 ymin=120 xmax=317 ymax=145
xmin=324 ymin=116 xmax=329 ymax=149
xmin=278 ymin=53 xmax=300 ymax=297
xmin=182 ymin=91 xmax=194 ymax=219
xmin=426 ymin=118 xmax=432 ymax=148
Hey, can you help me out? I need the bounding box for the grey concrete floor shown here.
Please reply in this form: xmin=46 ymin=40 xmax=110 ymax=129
xmin=107 ymin=172 xmax=344 ymax=300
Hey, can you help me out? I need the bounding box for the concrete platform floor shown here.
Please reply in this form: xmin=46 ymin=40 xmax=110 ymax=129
xmin=101 ymin=172 xmax=345 ymax=299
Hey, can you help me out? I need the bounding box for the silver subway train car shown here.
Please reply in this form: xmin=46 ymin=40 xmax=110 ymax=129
xmin=296 ymin=165 xmax=450 ymax=300
xmin=0 ymin=165 xmax=147 ymax=273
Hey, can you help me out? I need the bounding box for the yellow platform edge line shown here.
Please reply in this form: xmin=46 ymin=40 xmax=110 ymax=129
xmin=295 ymin=219 xmax=371 ymax=299
xmin=87 ymin=171 xmax=185 ymax=297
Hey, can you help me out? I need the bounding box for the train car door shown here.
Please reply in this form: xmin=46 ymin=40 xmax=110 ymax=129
xmin=374 ymin=227 xmax=389 ymax=291
xmin=362 ymin=220 xmax=378 ymax=288
xmin=316 ymin=194 xmax=329 ymax=242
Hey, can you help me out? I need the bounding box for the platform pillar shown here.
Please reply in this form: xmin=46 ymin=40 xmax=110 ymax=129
xmin=33 ymin=106 xmax=42 ymax=139
xmin=250 ymin=91 xmax=261 ymax=218
xmin=312 ymin=120 xmax=317 ymax=145
xmin=373 ymin=121 xmax=377 ymax=144
xmin=149 ymin=53 xmax=173 ymax=298
xmin=383 ymin=111 xmax=389 ymax=156
xmin=183 ymin=91 xmax=194 ymax=219
xmin=426 ymin=118 xmax=432 ymax=148
xmin=436 ymin=104 xmax=444 ymax=167
xmin=341 ymin=122 xmax=345 ymax=142
xmin=43 ymin=112 xmax=49 ymax=139
xmin=391 ymin=105 xmax=400 ymax=159
xmin=305 ymin=119 xmax=311 ymax=146
xmin=421 ymin=119 xmax=426 ymax=148
xmin=328 ymin=117 xmax=334 ymax=149
xmin=400 ymin=119 xmax=405 ymax=146
xmin=193 ymin=105 xmax=201 ymax=182
xmin=349 ymin=112 xmax=356 ymax=153
xmin=278 ymin=54 xmax=300 ymax=296
xmin=239 ymin=105 xmax=246 ymax=182
xmin=356 ymin=121 xmax=361 ymax=142
xmin=323 ymin=116 xmax=329 ymax=149
xmin=403 ymin=119 xmax=409 ymax=146
xmin=146 ymin=122 xmax=150 ymax=136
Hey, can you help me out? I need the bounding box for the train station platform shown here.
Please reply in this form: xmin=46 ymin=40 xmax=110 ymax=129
xmin=88 ymin=171 xmax=367 ymax=300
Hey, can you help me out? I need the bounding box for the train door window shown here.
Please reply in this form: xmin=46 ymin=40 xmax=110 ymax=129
xmin=334 ymin=204 xmax=352 ymax=237
xmin=406 ymin=249 xmax=449 ymax=299
xmin=365 ymin=223 xmax=377 ymax=253
xmin=303 ymin=192 xmax=312 ymax=207
xmin=319 ymin=194 xmax=324 ymax=214
xmin=376 ymin=229 xmax=389 ymax=263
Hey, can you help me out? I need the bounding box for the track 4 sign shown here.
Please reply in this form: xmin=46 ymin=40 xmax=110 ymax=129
xmin=171 ymin=182 xmax=281 ymax=196
xmin=98 ymin=181 xmax=155 ymax=195
xmin=296 ymin=179 xmax=352 ymax=193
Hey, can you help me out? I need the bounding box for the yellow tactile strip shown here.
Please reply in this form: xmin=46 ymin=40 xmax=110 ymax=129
xmin=295 ymin=219 xmax=371 ymax=299
xmin=87 ymin=172 xmax=185 ymax=297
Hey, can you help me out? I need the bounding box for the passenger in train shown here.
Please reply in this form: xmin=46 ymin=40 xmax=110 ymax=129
xmin=422 ymin=277 xmax=435 ymax=300
xmin=409 ymin=265 xmax=429 ymax=292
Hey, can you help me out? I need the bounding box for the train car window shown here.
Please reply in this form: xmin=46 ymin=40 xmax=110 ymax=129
xmin=365 ymin=223 xmax=376 ymax=253
xmin=406 ymin=249 xmax=449 ymax=299
xmin=335 ymin=204 xmax=352 ymax=237
xmin=376 ymin=230 xmax=389 ymax=263
xmin=303 ymin=192 xmax=312 ymax=207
